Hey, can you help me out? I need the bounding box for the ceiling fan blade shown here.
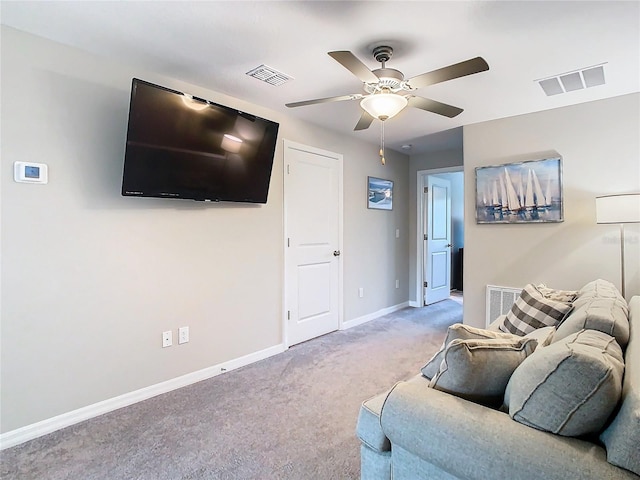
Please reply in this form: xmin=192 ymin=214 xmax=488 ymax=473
xmin=407 ymin=57 xmax=489 ymax=89
xmin=286 ymin=93 xmax=363 ymax=108
xmin=328 ymin=51 xmax=380 ymax=84
xmin=407 ymin=96 xmax=464 ymax=118
xmin=354 ymin=111 xmax=375 ymax=131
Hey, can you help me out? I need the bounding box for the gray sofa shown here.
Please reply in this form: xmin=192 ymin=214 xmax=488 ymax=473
xmin=357 ymin=280 xmax=639 ymax=479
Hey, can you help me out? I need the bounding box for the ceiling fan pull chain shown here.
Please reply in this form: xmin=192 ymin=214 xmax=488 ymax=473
xmin=380 ymin=120 xmax=386 ymax=165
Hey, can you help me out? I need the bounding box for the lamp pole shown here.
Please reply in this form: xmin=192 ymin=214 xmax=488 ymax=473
xmin=595 ymin=193 xmax=640 ymax=301
xmin=620 ymin=223 xmax=626 ymax=299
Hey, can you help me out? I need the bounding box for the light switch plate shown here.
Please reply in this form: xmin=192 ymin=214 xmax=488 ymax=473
xmin=178 ymin=326 xmax=189 ymax=344
xmin=162 ymin=331 xmax=172 ymax=348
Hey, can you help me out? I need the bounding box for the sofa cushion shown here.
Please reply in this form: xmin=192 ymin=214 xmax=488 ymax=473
xmin=421 ymin=323 xmax=519 ymax=380
xmin=599 ymin=296 xmax=640 ymax=476
xmin=524 ymin=326 xmax=556 ymax=350
xmin=505 ymin=329 xmax=624 ymax=437
xmin=573 ymin=279 xmax=626 ymax=310
xmin=554 ymin=297 xmax=630 ymax=348
xmin=499 ymin=283 xmax=574 ymax=336
xmin=428 ymin=336 xmax=538 ymax=406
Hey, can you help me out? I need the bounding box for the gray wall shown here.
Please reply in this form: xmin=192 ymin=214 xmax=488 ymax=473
xmin=0 ymin=27 xmax=410 ymax=433
xmin=463 ymin=94 xmax=640 ymax=328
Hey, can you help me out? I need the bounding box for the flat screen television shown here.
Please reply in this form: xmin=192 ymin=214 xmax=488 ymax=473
xmin=121 ymin=78 xmax=279 ymax=203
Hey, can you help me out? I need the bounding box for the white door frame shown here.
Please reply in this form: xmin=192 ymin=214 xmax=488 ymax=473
xmin=414 ymin=166 xmax=463 ymax=307
xmin=282 ymin=139 xmax=344 ymax=348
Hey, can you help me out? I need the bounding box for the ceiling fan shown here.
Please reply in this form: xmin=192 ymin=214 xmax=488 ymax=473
xmin=286 ymin=45 xmax=489 ymax=131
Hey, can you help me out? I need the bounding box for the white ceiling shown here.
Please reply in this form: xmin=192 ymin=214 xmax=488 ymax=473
xmin=2 ymin=1 xmax=639 ymax=155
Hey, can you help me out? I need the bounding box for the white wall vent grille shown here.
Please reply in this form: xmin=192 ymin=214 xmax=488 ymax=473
xmin=486 ymin=285 xmax=522 ymax=327
xmin=246 ymin=65 xmax=293 ymax=86
xmin=536 ymin=63 xmax=606 ymax=96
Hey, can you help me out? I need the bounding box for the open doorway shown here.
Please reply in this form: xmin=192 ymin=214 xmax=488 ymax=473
xmin=416 ymin=168 xmax=464 ymax=306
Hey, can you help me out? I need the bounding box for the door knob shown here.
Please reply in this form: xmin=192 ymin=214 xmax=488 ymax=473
xmin=333 ymin=250 xmax=341 ymax=257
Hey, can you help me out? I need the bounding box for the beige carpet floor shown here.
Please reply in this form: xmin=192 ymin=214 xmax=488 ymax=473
xmin=1 ymin=299 xmax=461 ymax=480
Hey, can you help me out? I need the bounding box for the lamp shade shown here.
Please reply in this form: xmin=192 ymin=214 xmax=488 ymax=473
xmin=596 ymin=193 xmax=640 ymax=224
xmin=360 ymin=93 xmax=408 ymax=120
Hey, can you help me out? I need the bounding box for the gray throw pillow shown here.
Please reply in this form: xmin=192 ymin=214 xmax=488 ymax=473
xmin=554 ymin=297 xmax=630 ymax=348
xmin=505 ymin=329 xmax=624 ymax=437
xmin=421 ymin=323 xmax=519 ymax=380
xmin=523 ymin=326 xmax=555 ymax=350
xmin=499 ymin=283 xmax=574 ymax=336
xmin=573 ymin=279 xmax=626 ymax=310
xmin=428 ymin=336 xmax=538 ymax=406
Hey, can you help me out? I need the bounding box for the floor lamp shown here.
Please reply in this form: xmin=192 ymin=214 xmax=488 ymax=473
xmin=596 ymin=193 xmax=640 ymax=299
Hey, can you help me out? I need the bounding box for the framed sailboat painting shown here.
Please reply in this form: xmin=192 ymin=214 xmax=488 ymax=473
xmin=475 ymin=156 xmax=564 ymax=224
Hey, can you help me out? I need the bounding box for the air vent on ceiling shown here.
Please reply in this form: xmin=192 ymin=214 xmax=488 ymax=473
xmin=246 ymin=65 xmax=293 ymax=86
xmin=536 ymin=63 xmax=606 ymax=96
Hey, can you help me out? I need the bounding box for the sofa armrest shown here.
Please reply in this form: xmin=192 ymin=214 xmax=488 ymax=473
xmin=380 ymin=381 xmax=638 ymax=480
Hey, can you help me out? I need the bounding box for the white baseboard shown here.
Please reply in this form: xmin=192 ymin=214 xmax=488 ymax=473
xmin=2 ymin=301 xmax=417 ymax=449
xmin=0 ymin=343 xmax=286 ymax=450
xmin=409 ymin=300 xmax=422 ymax=308
xmin=341 ymin=301 xmax=410 ymax=330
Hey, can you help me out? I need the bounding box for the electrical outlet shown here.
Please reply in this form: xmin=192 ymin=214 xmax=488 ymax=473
xmin=359 ymin=287 xmax=364 ymax=298
xmin=395 ymin=229 xmax=400 ymax=238
xmin=162 ymin=331 xmax=172 ymax=348
xmin=179 ymin=326 xmax=189 ymax=344
xmin=396 ymin=279 xmax=400 ymax=289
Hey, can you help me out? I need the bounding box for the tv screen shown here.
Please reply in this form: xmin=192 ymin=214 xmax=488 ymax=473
xmin=121 ymin=78 xmax=279 ymax=203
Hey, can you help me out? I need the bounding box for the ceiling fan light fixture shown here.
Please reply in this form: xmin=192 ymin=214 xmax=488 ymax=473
xmin=360 ymin=93 xmax=408 ymax=120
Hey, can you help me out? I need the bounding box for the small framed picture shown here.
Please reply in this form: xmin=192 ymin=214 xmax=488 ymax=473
xmin=368 ymin=176 xmax=393 ymax=210
xmin=475 ymin=156 xmax=563 ymax=224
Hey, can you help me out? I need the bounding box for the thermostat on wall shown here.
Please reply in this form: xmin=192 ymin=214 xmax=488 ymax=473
xmin=14 ymin=161 xmax=48 ymax=184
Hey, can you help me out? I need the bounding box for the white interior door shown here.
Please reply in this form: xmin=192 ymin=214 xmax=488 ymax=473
xmin=424 ymin=176 xmax=452 ymax=305
xmin=284 ymin=140 xmax=342 ymax=346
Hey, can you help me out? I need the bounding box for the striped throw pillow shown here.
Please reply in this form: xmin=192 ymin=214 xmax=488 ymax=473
xmin=499 ymin=284 xmax=573 ymax=336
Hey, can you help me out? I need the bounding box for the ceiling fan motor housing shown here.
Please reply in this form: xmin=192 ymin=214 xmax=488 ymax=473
xmin=366 ymin=46 xmax=410 ymax=93
xmin=366 ymin=68 xmax=405 ymax=93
